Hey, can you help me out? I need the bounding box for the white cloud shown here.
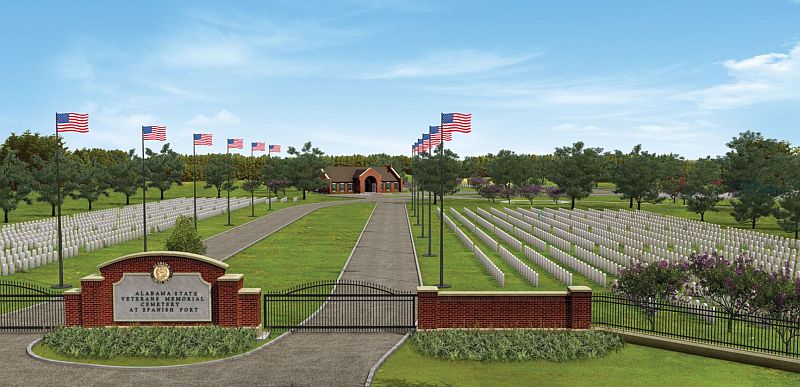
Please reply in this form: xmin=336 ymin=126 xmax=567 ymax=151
xmin=364 ymin=50 xmax=537 ymax=79
xmin=682 ymin=44 xmax=800 ymax=109
xmin=187 ymin=110 xmax=241 ymax=127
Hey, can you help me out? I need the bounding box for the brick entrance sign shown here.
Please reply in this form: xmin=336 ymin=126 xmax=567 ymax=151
xmin=417 ymin=286 xmax=592 ymax=330
xmin=64 ymin=251 xmax=261 ymax=328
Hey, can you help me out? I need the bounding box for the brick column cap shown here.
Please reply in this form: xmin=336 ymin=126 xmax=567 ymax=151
xmin=218 ymin=273 xmax=244 ymax=281
xmin=417 ymin=286 xmax=439 ymax=293
xmin=238 ymin=287 xmax=262 ymax=295
xmin=64 ymin=288 xmax=82 ymax=295
xmin=567 ymin=286 xmax=593 ymax=293
xmin=80 ymin=274 xmax=105 ymax=282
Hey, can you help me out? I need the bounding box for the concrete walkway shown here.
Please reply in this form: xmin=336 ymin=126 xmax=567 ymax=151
xmin=1 ymin=197 xmax=419 ymax=386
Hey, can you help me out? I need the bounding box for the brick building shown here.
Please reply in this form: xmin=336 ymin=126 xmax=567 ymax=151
xmin=322 ymin=165 xmax=403 ymax=194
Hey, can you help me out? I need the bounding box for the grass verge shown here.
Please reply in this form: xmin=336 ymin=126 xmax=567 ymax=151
xmin=371 ymin=341 xmax=800 ymax=387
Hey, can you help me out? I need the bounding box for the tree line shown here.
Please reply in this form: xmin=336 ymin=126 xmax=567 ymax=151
xmin=467 ymin=131 xmax=800 ymax=238
xmin=0 ymin=131 xmax=332 ymax=223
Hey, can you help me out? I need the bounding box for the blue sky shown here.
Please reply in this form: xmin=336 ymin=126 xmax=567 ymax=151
xmin=2 ymin=0 xmax=800 ymax=158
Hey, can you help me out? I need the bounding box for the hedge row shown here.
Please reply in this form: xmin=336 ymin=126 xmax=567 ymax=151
xmin=410 ymin=329 xmax=624 ymax=362
xmin=42 ymin=326 xmax=258 ymax=359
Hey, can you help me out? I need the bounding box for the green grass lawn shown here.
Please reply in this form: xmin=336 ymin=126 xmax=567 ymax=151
xmin=5 ymin=196 xmax=352 ymax=289
xmin=371 ymin=342 xmax=800 ymax=387
xmin=2 ymin=181 xmax=337 ymax=225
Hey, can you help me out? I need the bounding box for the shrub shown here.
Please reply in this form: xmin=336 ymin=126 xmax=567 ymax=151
xmin=42 ymin=326 xmax=258 ymax=359
xmin=612 ymin=259 xmax=687 ymax=330
xmin=409 ymin=329 xmax=623 ymax=362
xmin=164 ymin=215 xmax=206 ymax=254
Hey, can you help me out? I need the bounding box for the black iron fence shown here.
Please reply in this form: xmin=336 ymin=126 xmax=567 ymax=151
xmin=592 ymin=293 xmax=800 ymax=358
xmin=0 ymin=280 xmax=65 ymax=332
xmin=264 ymin=280 xmax=417 ymax=332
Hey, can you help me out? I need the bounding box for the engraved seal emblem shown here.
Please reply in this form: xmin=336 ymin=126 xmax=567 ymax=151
xmin=151 ymin=262 xmax=172 ymax=284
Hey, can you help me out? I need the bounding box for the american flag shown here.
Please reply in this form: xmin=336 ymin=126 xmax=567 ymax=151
xmin=441 ymin=112 xmax=472 ymax=133
xmin=252 ymin=142 xmax=265 ymax=151
xmin=415 ymin=138 xmax=423 ymax=153
xmin=227 ymin=138 xmax=243 ymax=149
xmin=269 ymin=144 xmax=281 ymax=153
xmin=430 ymin=125 xmax=452 ymax=142
xmin=56 ymin=113 xmax=89 ymax=133
xmin=421 ymin=133 xmax=431 ymax=152
xmin=193 ymin=133 xmax=213 ymax=146
xmin=142 ymin=126 xmax=167 ymax=141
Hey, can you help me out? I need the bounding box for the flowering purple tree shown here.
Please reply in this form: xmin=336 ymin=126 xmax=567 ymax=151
xmin=686 ymin=252 xmax=762 ymax=333
xmin=752 ymin=260 xmax=800 ymax=353
xmin=545 ymin=186 xmax=564 ymax=205
xmin=499 ymin=187 xmax=516 ymax=204
xmin=267 ymin=179 xmax=287 ymax=197
xmin=477 ymin=184 xmax=501 ymax=203
xmin=518 ymin=184 xmax=542 ymax=205
xmin=612 ymin=259 xmax=687 ymax=331
xmin=469 ymin=176 xmax=489 ymax=190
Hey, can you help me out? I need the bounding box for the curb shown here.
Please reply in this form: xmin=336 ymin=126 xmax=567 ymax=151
xmin=364 ymin=332 xmax=411 ymax=387
xmin=26 ymin=329 xmax=293 ymax=370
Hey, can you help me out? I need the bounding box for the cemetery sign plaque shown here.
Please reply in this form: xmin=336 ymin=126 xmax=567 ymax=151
xmin=113 ymin=268 xmax=212 ymax=322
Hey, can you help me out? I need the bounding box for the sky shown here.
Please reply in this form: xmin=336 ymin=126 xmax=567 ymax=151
xmin=1 ymin=0 xmax=800 ymax=159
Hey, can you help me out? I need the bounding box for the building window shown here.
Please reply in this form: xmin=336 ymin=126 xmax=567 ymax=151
xmin=331 ymin=183 xmax=337 ymax=193
xmin=339 ymin=183 xmax=345 ymax=192
xmin=394 ymin=182 xmax=398 ymax=191
xmin=348 ymin=183 xmax=353 ymax=192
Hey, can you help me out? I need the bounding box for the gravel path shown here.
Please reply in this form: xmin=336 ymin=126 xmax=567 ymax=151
xmin=1 ymin=196 xmax=419 ymax=387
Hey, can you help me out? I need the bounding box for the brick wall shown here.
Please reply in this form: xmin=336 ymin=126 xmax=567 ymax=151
xmin=66 ymin=252 xmax=261 ymax=328
xmin=237 ymin=289 xmax=262 ymax=327
xmin=417 ymin=286 xmax=592 ymax=330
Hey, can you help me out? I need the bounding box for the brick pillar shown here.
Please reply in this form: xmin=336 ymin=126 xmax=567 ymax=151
xmin=237 ymin=288 xmax=262 ymax=327
xmin=567 ymin=286 xmax=592 ymax=329
xmin=217 ymin=274 xmax=244 ymax=327
xmin=64 ymin=289 xmax=83 ymax=326
xmin=80 ymin=275 xmax=105 ymax=327
xmin=417 ymin=286 xmax=439 ymax=330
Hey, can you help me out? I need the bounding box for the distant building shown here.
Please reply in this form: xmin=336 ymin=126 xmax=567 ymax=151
xmin=321 ymin=165 xmax=403 ymax=194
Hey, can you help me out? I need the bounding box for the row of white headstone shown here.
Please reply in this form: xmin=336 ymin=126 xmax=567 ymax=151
xmin=442 ymin=210 xmax=505 ymax=286
xmin=0 ymin=196 xmax=270 ymax=276
xmin=542 ymin=206 xmax=800 ymax=277
xmin=458 ymin=206 xmax=577 ymax=287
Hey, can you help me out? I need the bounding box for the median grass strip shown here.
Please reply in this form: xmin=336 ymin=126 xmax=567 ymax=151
xmin=372 ymin=341 xmax=800 ymax=387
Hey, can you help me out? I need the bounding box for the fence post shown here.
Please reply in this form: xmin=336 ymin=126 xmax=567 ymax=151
xmin=567 ymin=286 xmax=592 ymax=329
xmin=417 ymin=286 xmax=439 ymax=330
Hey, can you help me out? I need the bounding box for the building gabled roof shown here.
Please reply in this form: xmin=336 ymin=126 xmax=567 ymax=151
xmin=322 ymin=165 xmax=403 ymax=183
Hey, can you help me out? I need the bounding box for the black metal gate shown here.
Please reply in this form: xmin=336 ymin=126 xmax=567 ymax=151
xmin=263 ymin=280 xmax=417 ymax=332
xmin=0 ymin=280 xmax=65 ymax=332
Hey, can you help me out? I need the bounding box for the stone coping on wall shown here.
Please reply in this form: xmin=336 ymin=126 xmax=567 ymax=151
xmin=97 ymin=251 xmax=229 ymax=270
xmin=218 ymin=273 xmax=245 ymax=282
xmin=81 ymin=274 xmax=105 ymax=282
xmin=437 ymin=291 xmax=569 ymax=297
xmin=238 ymin=288 xmax=261 ymax=295
xmin=64 ymin=288 xmax=82 ymax=295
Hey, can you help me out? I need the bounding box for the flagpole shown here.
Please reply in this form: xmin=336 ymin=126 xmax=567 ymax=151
xmin=418 ymin=143 xmax=426 ymax=239
xmin=250 ymin=145 xmax=255 ymax=217
xmin=193 ymin=139 xmax=198 ymax=230
xmin=411 ymin=149 xmax=415 ymax=218
xmin=141 ymin=131 xmax=148 ymax=252
xmin=413 ymin=147 xmax=421 ymax=225
xmin=267 ymin=146 xmax=272 ymax=211
xmin=52 ymin=114 xmax=69 ymax=289
xmin=437 ymin=114 xmax=450 ymax=288
xmin=425 ymin=129 xmax=436 ymax=257
xmin=226 ymin=144 xmax=232 ymax=226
